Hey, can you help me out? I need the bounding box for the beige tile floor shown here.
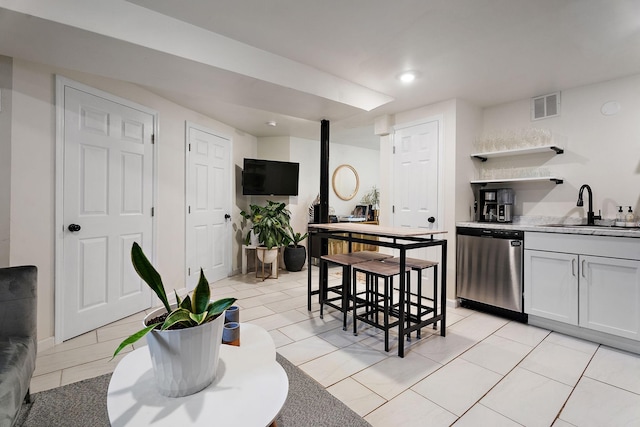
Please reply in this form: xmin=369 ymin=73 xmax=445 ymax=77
xmin=32 ymin=268 xmax=640 ymax=426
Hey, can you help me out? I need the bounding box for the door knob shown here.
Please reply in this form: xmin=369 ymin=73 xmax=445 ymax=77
xmin=428 ymin=217 xmax=436 ymax=223
xmin=224 ymin=214 xmax=231 ymax=220
xmin=68 ymin=224 xmax=81 ymax=232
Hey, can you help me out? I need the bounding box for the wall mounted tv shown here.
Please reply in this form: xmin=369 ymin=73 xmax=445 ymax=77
xmin=242 ymin=158 xmax=300 ymax=196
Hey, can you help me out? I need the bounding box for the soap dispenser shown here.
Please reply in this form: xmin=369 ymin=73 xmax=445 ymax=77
xmin=616 ymin=206 xmax=625 ymax=227
xmin=625 ymin=206 xmax=635 ymax=227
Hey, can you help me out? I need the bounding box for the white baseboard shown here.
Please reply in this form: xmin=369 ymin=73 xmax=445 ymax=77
xmin=37 ymin=336 xmax=55 ymax=354
xmin=529 ymin=315 xmax=640 ymax=355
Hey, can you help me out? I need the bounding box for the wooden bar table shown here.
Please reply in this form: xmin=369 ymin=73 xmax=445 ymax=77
xmin=307 ymin=223 xmax=448 ymax=357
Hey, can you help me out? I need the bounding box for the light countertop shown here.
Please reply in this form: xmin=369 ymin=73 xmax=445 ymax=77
xmin=456 ymin=219 xmax=640 ymax=238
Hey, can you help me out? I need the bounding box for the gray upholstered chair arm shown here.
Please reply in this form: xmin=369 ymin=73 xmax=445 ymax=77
xmin=0 ymin=266 xmax=37 ymax=340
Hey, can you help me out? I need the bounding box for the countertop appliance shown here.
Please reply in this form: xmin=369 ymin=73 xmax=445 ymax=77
xmin=497 ymin=188 xmax=514 ymax=223
xmin=477 ymin=188 xmax=515 ymax=223
xmin=478 ymin=189 xmax=498 ymax=222
xmin=456 ymin=226 xmax=525 ymax=320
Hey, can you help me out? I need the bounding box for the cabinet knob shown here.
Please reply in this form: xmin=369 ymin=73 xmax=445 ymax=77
xmin=428 ymin=217 xmax=436 ymax=223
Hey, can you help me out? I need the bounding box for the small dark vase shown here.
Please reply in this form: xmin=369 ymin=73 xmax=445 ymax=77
xmin=283 ymin=245 xmax=306 ymax=272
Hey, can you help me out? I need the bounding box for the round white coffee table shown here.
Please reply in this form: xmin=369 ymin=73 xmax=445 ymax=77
xmin=107 ymin=323 xmax=288 ymax=426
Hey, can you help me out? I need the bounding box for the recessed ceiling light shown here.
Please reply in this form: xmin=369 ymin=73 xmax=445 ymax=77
xmin=266 ymin=121 xmax=277 ymax=127
xmin=398 ymin=71 xmax=418 ymax=83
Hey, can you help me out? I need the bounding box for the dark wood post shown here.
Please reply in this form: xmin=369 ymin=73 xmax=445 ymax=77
xmin=320 ymin=119 xmax=330 ymax=225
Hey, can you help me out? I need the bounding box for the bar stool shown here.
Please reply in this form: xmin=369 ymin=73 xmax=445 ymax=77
xmin=384 ymin=257 xmax=438 ymax=339
xmin=319 ymin=253 xmax=368 ymax=330
xmin=351 ymin=260 xmax=411 ymax=352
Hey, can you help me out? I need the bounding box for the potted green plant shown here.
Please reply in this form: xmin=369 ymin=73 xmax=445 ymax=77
xmin=240 ymin=201 xmax=291 ymax=264
xmin=361 ymin=186 xmax=380 ymax=221
xmin=113 ymin=242 xmax=236 ymax=397
xmin=283 ymin=225 xmax=308 ymax=272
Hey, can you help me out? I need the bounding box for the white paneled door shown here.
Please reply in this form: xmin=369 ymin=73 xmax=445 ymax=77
xmin=186 ymin=123 xmax=231 ymax=290
xmin=393 ymin=119 xmax=440 ymax=231
xmin=58 ymin=80 xmax=155 ymax=341
xmin=392 ymin=119 xmax=442 ymax=268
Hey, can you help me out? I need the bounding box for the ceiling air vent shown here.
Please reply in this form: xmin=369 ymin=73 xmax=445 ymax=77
xmin=531 ymin=92 xmax=560 ymax=121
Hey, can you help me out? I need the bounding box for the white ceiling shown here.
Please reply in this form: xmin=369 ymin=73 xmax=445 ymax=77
xmin=1 ymin=0 xmax=639 ymax=145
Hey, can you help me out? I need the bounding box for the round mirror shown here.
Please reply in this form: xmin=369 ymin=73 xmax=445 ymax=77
xmin=332 ymin=164 xmax=359 ymax=201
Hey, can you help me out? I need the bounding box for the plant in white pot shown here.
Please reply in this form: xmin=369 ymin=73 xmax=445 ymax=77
xmin=113 ymin=242 xmax=236 ymax=397
xmin=240 ymin=201 xmax=290 ymax=264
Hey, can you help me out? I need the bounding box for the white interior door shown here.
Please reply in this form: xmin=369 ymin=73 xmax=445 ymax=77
xmin=393 ymin=119 xmax=440 ymax=231
xmin=186 ymin=123 xmax=231 ymax=290
xmin=57 ymin=79 xmax=155 ymax=341
xmin=392 ymin=119 xmax=442 ymax=284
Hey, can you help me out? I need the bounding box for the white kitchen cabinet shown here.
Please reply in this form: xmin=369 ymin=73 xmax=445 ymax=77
xmin=525 ymin=232 xmax=640 ymax=342
xmin=580 ymin=255 xmax=640 ymax=340
xmin=524 ymin=250 xmax=578 ymax=325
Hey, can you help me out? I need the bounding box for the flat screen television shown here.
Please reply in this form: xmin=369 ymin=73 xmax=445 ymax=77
xmin=242 ymin=158 xmax=299 ymax=196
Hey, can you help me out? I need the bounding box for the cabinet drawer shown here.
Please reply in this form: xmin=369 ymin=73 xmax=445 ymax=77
xmin=525 ymin=231 xmax=640 ymax=260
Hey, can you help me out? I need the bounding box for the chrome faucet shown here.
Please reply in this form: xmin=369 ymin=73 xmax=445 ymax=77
xmin=577 ymin=184 xmax=601 ymax=225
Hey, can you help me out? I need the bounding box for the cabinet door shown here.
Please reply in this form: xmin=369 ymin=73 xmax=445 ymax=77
xmin=579 ymin=255 xmax=640 ymax=340
xmin=524 ymin=250 xmax=579 ymax=325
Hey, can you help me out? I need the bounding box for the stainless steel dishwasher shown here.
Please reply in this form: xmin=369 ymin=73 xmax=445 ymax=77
xmin=456 ymin=227 xmax=525 ymax=319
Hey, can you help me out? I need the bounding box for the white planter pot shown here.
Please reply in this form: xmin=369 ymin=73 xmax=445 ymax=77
xmin=256 ymin=247 xmax=278 ymax=264
xmin=144 ymin=305 xmax=224 ymax=397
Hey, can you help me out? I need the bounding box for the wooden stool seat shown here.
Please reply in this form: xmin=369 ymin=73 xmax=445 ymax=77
xmin=350 ymin=251 xmax=394 ymax=262
xmin=383 ymin=257 xmax=437 ymax=270
xmin=353 ymin=259 xmax=411 ymax=275
xmin=321 ymin=253 xmax=369 ymax=265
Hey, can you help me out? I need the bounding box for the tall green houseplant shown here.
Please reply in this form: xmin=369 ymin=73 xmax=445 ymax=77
xmin=240 ymin=201 xmax=291 ymax=249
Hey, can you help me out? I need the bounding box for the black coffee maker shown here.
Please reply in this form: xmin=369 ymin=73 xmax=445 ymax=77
xmin=478 ymin=189 xmax=498 ymax=222
xmin=477 ymin=188 xmax=515 ymax=222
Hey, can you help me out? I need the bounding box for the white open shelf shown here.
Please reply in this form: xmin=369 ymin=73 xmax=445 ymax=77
xmin=471 ymin=145 xmax=564 ymax=161
xmin=470 ymin=176 xmax=564 ymax=185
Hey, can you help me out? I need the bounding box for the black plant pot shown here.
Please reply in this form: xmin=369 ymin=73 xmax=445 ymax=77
xmin=283 ymin=245 xmax=306 ymax=272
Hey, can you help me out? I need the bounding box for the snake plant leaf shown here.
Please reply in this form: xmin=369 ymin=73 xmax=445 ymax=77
xmin=131 ymin=242 xmax=171 ymax=313
xmin=178 ymin=291 xmax=191 ymax=310
xmin=162 ymin=309 xmax=194 ymax=330
xmin=111 ymin=322 xmax=161 ymax=359
xmin=192 ymin=268 xmax=210 ymax=313
xmin=189 ymin=311 xmax=207 ymax=325
xmin=206 ymin=297 xmax=237 ymax=320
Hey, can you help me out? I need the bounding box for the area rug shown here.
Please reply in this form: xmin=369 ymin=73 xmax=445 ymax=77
xmin=16 ymin=353 xmax=371 ymax=427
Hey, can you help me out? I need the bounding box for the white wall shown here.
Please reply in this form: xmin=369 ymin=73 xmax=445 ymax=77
xmin=329 ymin=143 xmax=380 ymax=217
xmin=254 ymin=135 xmax=379 ymax=251
xmin=290 ymin=137 xmax=320 ymax=244
xmin=10 ymin=58 xmax=257 ymax=342
xmin=481 ymin=73 xmax=640 ymax=221
xmin=0 ymin=56 xmax=11 ymax=267
xmin=455 ymin=100 xmax=483 ymax=223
